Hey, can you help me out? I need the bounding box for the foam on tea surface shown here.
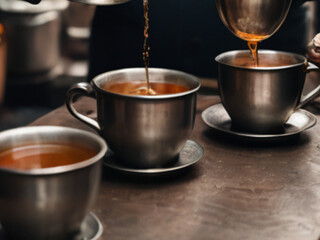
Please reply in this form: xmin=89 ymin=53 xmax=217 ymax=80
xmin=0 ymin=143 xmax=96 ymax=170
xmin=103 ymin=81 xmax=190 ymax=95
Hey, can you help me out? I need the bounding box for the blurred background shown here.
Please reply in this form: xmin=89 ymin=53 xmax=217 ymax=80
xmin=0 ymin=0 xmax=318 ymax=130
xmin=0 ymin=0 xmax=95 ymax=130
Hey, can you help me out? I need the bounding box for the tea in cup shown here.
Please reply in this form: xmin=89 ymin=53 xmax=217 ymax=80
xmin=66 ymin=68 xmax=200 ymax=168
xmin=0 ymin=126 xmax=107 ymax=240
xmin=215 ymin=50 xmax=320 ymax=133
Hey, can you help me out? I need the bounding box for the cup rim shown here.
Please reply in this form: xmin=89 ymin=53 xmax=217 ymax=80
xmin=91 ymin=67 xmax=201 ymax=99
xmin=215 ymin=49 xmax=307 ymax=70
xmin=0 ymin=126 xmax=108 ymax=175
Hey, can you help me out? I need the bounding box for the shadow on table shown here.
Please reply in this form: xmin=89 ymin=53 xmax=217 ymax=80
xmin=101 ymin=162 xmax=201 ymax=186
xmin=202 ymin=127 xmax=311 ymax=149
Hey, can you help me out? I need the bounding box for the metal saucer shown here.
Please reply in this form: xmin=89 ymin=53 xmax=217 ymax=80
xmin=103 ymin=140 xmax=204 ymax=175
xmin=0 ymin=212 xmax=103 ymax=240
xmin=201 ymin=103 xmax=317 ymax=139
xmin=74 ymin=212 xmax=103 ymax=240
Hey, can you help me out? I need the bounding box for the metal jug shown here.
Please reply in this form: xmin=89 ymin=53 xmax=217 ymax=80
xmin=215 ymin=0 xmax=292 ymax=42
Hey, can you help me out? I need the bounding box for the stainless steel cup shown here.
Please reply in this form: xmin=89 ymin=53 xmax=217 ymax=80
xmin=0 ymin=0 xmax=69 ymax=75
xmin=215 ymin=0 xmax=292 ymax=41
xmin=0 ymin=126 xmax=107 ymax=240
xmin=66 ymin=68 xmax=200 ymax=168
xmin=216 ymin=50 xmax=320 ymax=133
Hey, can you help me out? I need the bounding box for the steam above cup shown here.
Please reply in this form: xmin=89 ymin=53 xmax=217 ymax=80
xmin=216 ymin=50 xmax=320 ymax=134
xmin=66 ymin=68 xmax=200 ymax=168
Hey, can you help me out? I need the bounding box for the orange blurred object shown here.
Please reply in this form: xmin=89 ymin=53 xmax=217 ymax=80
xmin=0 ymin=23 xmax=7 ymax=105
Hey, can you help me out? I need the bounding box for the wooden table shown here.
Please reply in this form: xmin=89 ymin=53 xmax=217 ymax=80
xmin=30 ymin=85 xmax=320 ymax=240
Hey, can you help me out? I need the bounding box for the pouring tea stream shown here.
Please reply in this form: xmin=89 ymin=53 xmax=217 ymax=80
xmin=215 ymin=0 xmax=292 ymax=65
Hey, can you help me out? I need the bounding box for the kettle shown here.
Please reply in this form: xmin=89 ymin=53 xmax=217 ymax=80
xmin=24 ymin=0 xmax=130 ymax=5
xmin=215 ymin=0 xmax=292 ymax=42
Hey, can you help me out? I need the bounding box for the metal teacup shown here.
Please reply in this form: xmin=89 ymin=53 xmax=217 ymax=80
xmin=216 ymin=50 xmax=320 ymax=133
xmin=215 ymin=0 xmax=292 ymax=41
xmin=0 ymin=126 xmax=107 ymax=240
xmin=66 ymin=68 xmax=200 ymax=168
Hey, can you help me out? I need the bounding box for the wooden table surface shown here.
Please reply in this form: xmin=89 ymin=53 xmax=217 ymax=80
xmin=30 ymin=86 xmax=320 ymax=240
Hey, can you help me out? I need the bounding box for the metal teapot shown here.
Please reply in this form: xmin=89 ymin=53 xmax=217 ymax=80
xmin=215 ymin=0 xmax=292 ymax=42
xmin=24 ymin=0 xmax=130 ymax=5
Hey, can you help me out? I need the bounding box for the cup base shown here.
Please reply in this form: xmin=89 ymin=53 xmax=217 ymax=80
xmin=231 ymin=122 xmax=285 ymax=134
xmin=0 ymin=212 xmax=103 ymax=240
xmin=116 ymin=154 xmax=180 ymax=169
xmin=2 ymin=229 xmax=79 ymax=240
xmin=103 ymin=140 xmax=204 ymax=174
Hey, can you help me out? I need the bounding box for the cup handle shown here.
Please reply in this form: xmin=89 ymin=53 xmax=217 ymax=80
xmin=297 ymin=62 xmax=320 ymax=108
xmin=66 ymin=82 xmax=101 ymax=132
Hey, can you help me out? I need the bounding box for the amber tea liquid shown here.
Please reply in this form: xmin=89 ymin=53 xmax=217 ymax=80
xmin=103 ymin=81 xmax=190 ymax=95
xmin=236 ymin=30 xmax=270 ymax=67
xmin=0 ymin=143 xmax=96 ymax=170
